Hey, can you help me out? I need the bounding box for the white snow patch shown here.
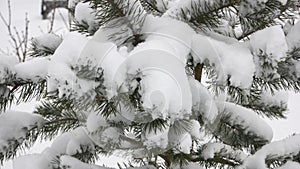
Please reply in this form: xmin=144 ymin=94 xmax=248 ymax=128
xmin=286 ymin=21 xmax=300 ymax=49
xmin=79 ymin=39 xmax=125 ymax=99
xmin=192 ymin=34 xmax=255 ymax=88
xmin=13 ymin=154 xmax=52 ymax=169
xmin=47 ymin=32 xmax=108 ymax=100
xmin=201 ymin=142 xmax=248 ymax=162
xmin=276 ymin=161 xmax=300 ymax=169
xmin=141 ymin=15 xmax=195 ymax=63
xmin=48 ymin=32 xmax=88 ymax=79
xmin=15 ymin=57 xmax=50 ymax=82
xmin=86 ymin=111 xmax=109 ymax=132
xmin=189 ymin=78 xmax=218 ymax=123
xmin=60 ymin=155 xmax=107 ymax=169
xmin=250 ymin=25 xmax=288 ymax=61
xmin=74 ymin=2 xmax=96 ymax=32
xmin=68 ymin=0 xmax=82 ymax=9
xmin=240 ymin=134 xmax=300 ymax=169
xmin=278 ymin=0 xmax=288 ymax=5
xmin=168 ymin=127 xmax=192 ymax=154
xmin=0 ymin=111 xmax=44 ymax=154
xmin=50 ymin=127 xmax=94 ymax=156
xmin=143 ymin=125 xmax=169 ymax=150
xmin=124 ymin=49 xmax=192 ymax=122
xmin=218 ymin=102 xmax=273 ymax=142
xmin=88 ymin=126 xmax=121 ymax=149
xmin=13 ymin=127 xmax=95 ymax=169
xmin=188 ymin=119 xmax=203 ymax=140
xmin=32 ymin=33 xmax=62 ymax=54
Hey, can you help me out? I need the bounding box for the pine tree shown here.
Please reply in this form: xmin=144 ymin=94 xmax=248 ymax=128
xmin=0 ymin=0 xmax=300 ymax=168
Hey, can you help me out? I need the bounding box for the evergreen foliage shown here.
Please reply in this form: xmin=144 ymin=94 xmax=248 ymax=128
xmin=0 ymin=0 xmax=300 ymax=169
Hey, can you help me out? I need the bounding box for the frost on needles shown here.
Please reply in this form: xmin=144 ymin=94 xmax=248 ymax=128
xmin=0 ymin=0 xmax=300 ymax=169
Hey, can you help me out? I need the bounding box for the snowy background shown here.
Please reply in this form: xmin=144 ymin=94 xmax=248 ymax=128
xmin=0 ymin=0 xmax=300 ymax=168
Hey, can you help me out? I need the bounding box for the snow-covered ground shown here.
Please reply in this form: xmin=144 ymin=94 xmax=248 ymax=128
xmin=0 ymin=0 xmax=300 ymax=169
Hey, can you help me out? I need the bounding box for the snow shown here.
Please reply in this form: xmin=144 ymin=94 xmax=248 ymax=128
xmin=204 ymin=29 xmax=239 ymax=44
xmin=175 ymin=132 xmax=192 ymax=154
xmin=240 ymin=134 xmax=300 ymax=169
xmin=191 ymin=34 xmax=255 ymax=88
xmin=47 ymin=32 xmax=100 ymax=98
xmin=79 ymin=39 xmax=125 ymax=99
xmin=99 ymin=127 xmax=121 ymax=146
xmin=14 ymin=57 xmax=50 ymax=82
xmin=286 ymin=21 xmax=300 ymax=49
xmin=0 ymin=111 xmax=45 ymax=154
xmin=68 ymin=0 xmax=81 ymax=9
xmin=51 ymin=127 xmax=94 ymax=156
xmin=65 ymin=128 xmax=95 ymax=155
xmin=86 ymin=111 xmax=109 ymax=132
xmin=126 ymin=49 xmax=192 ymax=122
xmin=119 ymin=15 xmax=195 ymax=123
xmin=278 ymin=0 xmax=288 ymax=5
xmin=0 ymin=55 xmax=18 ymax=68
xmin=250 ymin=26 xmax=289 ymax=80
xmin=188 ymin=119 xmax=203 ymax=140
xmin=60 ymin=155 xmax=157 ymax=169
xmin=31 ymin=33 xmax=62 ymax=55
xmin=13 ymin=127 xmax=95 ymax=169
xmin=141 ymin=15 xmax=195 ymax=63
xmin=119 ymin=15 xmax=195 ymax=121
xmin=128 ymin=166 xmax=156 ymax=169
xmin=0 ymin=1 xmax=126 ymax=168
xmin=143 ymin=124 xmax=169 ymax=150
xmin=276 ymin=161 xmax=300 ymax=169
xmin=250 ymin=25 xmax=288 ymax=62
xmin=88 ymin=126 xmax=122 ymax=150
xmin=171 ymin=162 xmax=204 ymax=169
xmin=74 ymin=2 xmax=96 ymax=32
xmin=13 ymin=154 xmax=52 ymax=169
xmin=1 ymin=0 xmax=300 ymax=168
xmin=189 ymin=78 xmax=218 ymax=123
xmin=201 ymin=142 xmax=247 ymax=162
xmin=218 ymin=102 xmax=273 ymax=142
xmin=49 ymin=32 xmax=87 ymax=64
xmin=60 ymin=155 xmax=108 ymax=169
xmin=168 ymin=127 xmax=192 ymax=154
xmin=295 ymin=61 xmax=300 ymax=79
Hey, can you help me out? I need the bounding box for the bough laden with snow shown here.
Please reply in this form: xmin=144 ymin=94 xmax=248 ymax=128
xmin=0 ymin=0 xmax=300 ymax=168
